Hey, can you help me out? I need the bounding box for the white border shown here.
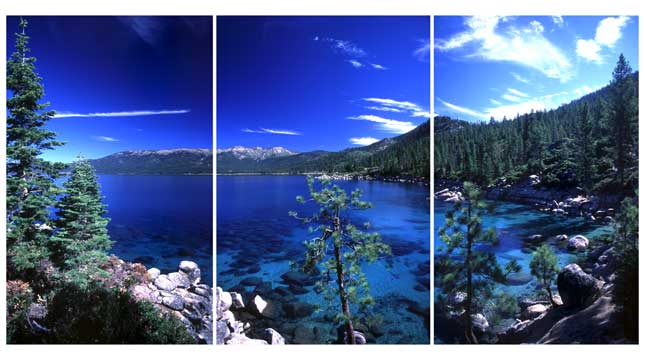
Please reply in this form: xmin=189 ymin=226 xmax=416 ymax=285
xmin=0 ymin=1 xmax=643 ymax=360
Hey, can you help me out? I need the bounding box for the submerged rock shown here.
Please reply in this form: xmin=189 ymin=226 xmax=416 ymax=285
xmin=522 ymin=304 xmax=548 ymax=320
xmin=557 ymin=264 xmax=603 ymax=309
xmin=567 ymin=235 xmax=590 ymax=252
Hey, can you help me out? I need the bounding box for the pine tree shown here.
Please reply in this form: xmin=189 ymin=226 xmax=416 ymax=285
xmin=50 ymin=157 xmax=113 ymax=287
xmin=575 ymin=103 xmax=594 ymax=192
xmin=609 ymin=54 xmax=637 ymax=189
xmin=6 ymin=18 xmax=65 ymax=274
xmin=289 ymin=176 xmax=391 ymax=344
xmin=529 ymin=244 xmax=559 ymax=306
xmin=437 ymin=182 xmax=520 ymax=344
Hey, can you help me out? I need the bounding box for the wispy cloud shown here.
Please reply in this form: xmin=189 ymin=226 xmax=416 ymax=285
xmin=371 ymin=63 xmax=388 ymax=70
xmin=490 ymin=99 xmax=503 ymax=106
xmin=437 ymin=98 xmax=487 ymax=120
xmin=506 ymin=88 xmax=529 ymax=98
xmin=348 ymin=59 xmax=364 ymax=68
xmin=92 ymin=135 xmax=119 ymax=142
xmin=436 ymin=16 xmax=572 ymax=81
xmin=349 ymin=137 xmax=380 ymax=146
xmin=510 ymin=71 xmax=530 ymax=84
xmin=241 ymin=128 xmax=301 ymax=136
xmin=366 ymin=106 xmax=404 ymax=113
xmin=576 ymin=16 xmax=630 ymax=63
xmin=315 ymin=36 xmax=367 ymax=57
xmin=363 ymin=98 xmax=425 ymax=113
xmin=552 ymin=16 xmax=564 ymax=28
xmin=54 ymin=109 xmax=190 ymax=118
xmin=348 ymin=115 xmax=416 ymax=134
xmin=414 ymin=39 xmax=430 ymax=62
xmin=119 ymin=17 xmax=165 ymax=46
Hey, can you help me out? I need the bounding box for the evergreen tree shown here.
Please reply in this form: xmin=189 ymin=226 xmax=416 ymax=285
xmin=50 ymin=157 xmax=113 ymax=287
xmin=529 ymin=244 xmax=559 ymax=306
xmin=6 ymin=18 xmax=65 ymax=274
xmin=289 ymin=176 xmax=391 ymax=344
xmin=575 ymin=103 xmax=594 ymax=192
xmin=437 ymin=182 xmax=520 ymax=343
xmin=613 ymin=194 xmax=638 ymax=341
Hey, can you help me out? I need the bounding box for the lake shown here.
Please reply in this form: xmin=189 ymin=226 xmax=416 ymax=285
xmin=97 ymin=175 xmax=213 ymax=285
xmin=433 ymin=198 xmax=612 ymax=341
xmin=217 ymin=175 xmax=431 ymax=344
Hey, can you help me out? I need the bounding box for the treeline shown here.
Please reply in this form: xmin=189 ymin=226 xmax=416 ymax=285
xmin=217 ymin=120 xmax=430 ymax=178
xmin=435 ymin=55 xmax=638 ymax=195
xmin=6 ymin=18 xmax=193 ymax=344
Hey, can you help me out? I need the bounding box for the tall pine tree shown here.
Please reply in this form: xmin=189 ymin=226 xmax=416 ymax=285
xmin=51 ymin=157 xmax=113 ymax=287
xmin=6 ymin=18 xmax=65 ymax=274
xmin=437 ymin=182 xmax=520 ymax=343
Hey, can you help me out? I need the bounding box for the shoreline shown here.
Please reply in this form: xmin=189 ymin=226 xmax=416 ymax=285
xmin=218 ymin=172 xmax=430 ymax=187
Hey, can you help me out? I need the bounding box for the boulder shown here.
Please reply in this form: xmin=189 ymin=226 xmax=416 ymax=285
xmin=282 ymin=301 xmax=316 ymax=319
xmin=567 ymin=235 xmax=589 ymax=251
xmin=450 ymin=291 xmax=467 ymax=306
xmin=471 ymin=313 xmax=489 ymax=333
xmin=281 ymin=270 xmax=316 ymax=287
xmin=262 ymin=328 xmax=286 ymax=345
xmin=215 ymin=320 xmax=229 ymax=345
xmin=526 ymin=234 xmax=543 ymax=243
xmin=217 ymin=288 xmax=232 ymax=313
xmin=226 ymin=333 xmax=268 ymax=345
xmin=337 ymin=326 xmax=367 ymax=344
xmin=506 ymin=272 xmax=533 ymax=286
xmin=178 ymin=260 xmax=201 ymax=285
xmin=147 ymin=267 xmax=161 ymax=281
xmin=162 ymin=294 xmax=185 ymax=311
xmin=154 ymin=274 xmax=177 ymax=292
xmin=522 ymin=304 xmax=548 ymax=320
xmin=168 ymin=271 xmax=191 ymax=288
xmin=557 ymin=264 xmax=603 ymax=309
xmin=230 ymin=292 xmax=245 ymax=309
xmin=292 ymin=325 xmax=316 ymax=344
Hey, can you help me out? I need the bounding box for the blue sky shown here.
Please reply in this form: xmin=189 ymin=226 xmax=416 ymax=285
xmin=6 ymin=16 xmax=213 ymax=163
xmin=435 ymin=16 xmax=639 ymax=122
xmin=217 ymin=16 xmax=430 ymax=152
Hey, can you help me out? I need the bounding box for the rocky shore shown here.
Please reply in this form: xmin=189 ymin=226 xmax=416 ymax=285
xmin=435 ymin=176 xmax=622 ymax=223
xmin=315 ymin=173 xmax=429 ymax=187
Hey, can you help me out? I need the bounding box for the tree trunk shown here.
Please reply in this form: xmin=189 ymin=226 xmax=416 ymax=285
xmin=332 ymin=213 xmax=355 ymax=344
xmin=546 ymin=281 xmax=557 ymax=307
xmin=464 ymin=202 xmax=478 ymax=344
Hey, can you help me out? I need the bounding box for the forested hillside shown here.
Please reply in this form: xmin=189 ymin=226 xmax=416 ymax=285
xmin=435 ymin=55 xmax=638 ymax=195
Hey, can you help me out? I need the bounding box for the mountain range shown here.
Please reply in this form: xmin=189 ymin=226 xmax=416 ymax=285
xmin=89 ymin=148 xmax=212 ymax=175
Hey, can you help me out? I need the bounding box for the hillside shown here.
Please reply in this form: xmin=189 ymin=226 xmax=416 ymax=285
xmin=216 ymin=120 xmax=430 ymax=178
xmin=89 ymin=148 xmax=212 ymax=175
xmin=435 ymin=66 xmax=638 ymax=195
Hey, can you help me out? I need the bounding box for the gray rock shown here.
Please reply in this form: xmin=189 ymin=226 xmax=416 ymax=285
xmin=557 ymin=264 xmax=603 ymax=309
xmin=226 ymin=333 xmax=268 ymax=345
xmin=147 ymin=267 xmax=161 ymax=281
xmin=231 ymin=292 xmax=245 ymax=309
xmin=522 ymin=303 xmax=548 ymax=320
xmin=262 ymin=328 xmax=286 ymax=345
xmin=154 ymin=274 xmax=177 ymax=292
xmin=168 ymin=271 xmax=191 ymax=288
xmin=162 ymin=294 xmax=185 ymax=311
xmin=567 ymin=235 xmax=589 ymax=251
xmin=215 ymin=320 xmax=229 ymax=345
xmin=471 ymin=313 xmax=489 ymax=333
xmin=179 ymin=261 xmax=201 ymax=285
xmin=218 ymin=289 xmax=233 ymax=313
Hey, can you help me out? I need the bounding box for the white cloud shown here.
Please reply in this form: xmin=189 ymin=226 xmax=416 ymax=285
xmin=414 ymin=40 xmax=430 ymax=61
xmin=412 ymin=111 xmax=431 ymax=118
xmin=552 ymin=16 xmax=564 ymax=28
xmin=241 ymin=128 xmax=301 ymax=135
xmin=485 ymin=100 xmax=547 ymax=121
xmin=437 ymin=98 xmax=487 ymax=120
xmin=92 ymin=135 xmax=119 ymax=142
xmin=435 ymin=16 xmax=572 ymax=81
xmin=363 ymin=98 xmax=424 ymax=112
xmin=576 ymin=38 xmax=603 ymax=63
xmin=507 ymin=88 xmax=529 ymax=98
xmin=371 ymin=63 xmax=388 ymax=70
xmin=349 ymin=137 xmax=380 ymax=146
xmin=348 ymin=59 xmax=363 ymax=68
xmin=365 ymin=106 xmax=404 ymax=113
xmin=576 ymin=16 xmax=630 ymax=63
xmin=501 ymin=94 xmax=522 ymax=102
xmin=595 ymin=16 xmax=630 ymax=47
xmin=317 ymin=37 xmax=367 ymax=57
xmin=348 ymin=115 xmax=416 ymax=134
xmin=510 ymin=71 xmax=530 ymax=84
xmin=490 ymin=99 xmax=503 ymax=106
xmin=574 ymin=85 xmax=596 ymax=97
xmin=54 ymin=109 xmax=190 ymax=118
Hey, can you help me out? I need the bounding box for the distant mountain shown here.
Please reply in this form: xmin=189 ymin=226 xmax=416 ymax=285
xmin=216 ymin=146 xmax=297 ymax=160
xmin=216 ymin=120 xmax=430 ymax=178
xmin=90 ymin=148 xmax=212 ymax=175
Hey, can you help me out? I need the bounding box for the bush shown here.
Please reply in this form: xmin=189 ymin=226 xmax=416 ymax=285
xmin=44 ymin=281 xmax=195 ymax=344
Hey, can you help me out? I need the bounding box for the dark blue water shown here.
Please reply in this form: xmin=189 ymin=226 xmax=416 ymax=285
xmin=217 ymin=176 xmax=430 ymax=344
xmin=433 ymin=199 xmax=612 ymax=311
xmin=97 ymin=175 xmax=213 ymax=285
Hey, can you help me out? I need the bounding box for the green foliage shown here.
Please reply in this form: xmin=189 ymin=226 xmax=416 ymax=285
xmin=6 ymin=280 xmax=37 ymax=344
xmin=613 ymin=194 xmax=638 ymax=341
xmin=494 ymin=292 xmax=519 ymax=319
xmin=435 ymin=56 xmax=638 ymax=195
xmin=437 ymin=182 xmax=520 ymax=343
xmin=290 ymin=176 xmax=391 ymax=341
xmin=43 ymin=281 xmax=195 ymax=344
xmin=6 ymin=18 xmax=65 ymax=274
xmin=50 ymin=157 xmax=113 ymax=288
xmin=530 ymin=244 xmax=559 ymax=305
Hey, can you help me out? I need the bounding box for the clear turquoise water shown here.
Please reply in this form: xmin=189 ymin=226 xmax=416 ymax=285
xmin=97 ymin=175 xmax=213 ymax=285
xmin=217 ymin=175 xmax=430 ymax=344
